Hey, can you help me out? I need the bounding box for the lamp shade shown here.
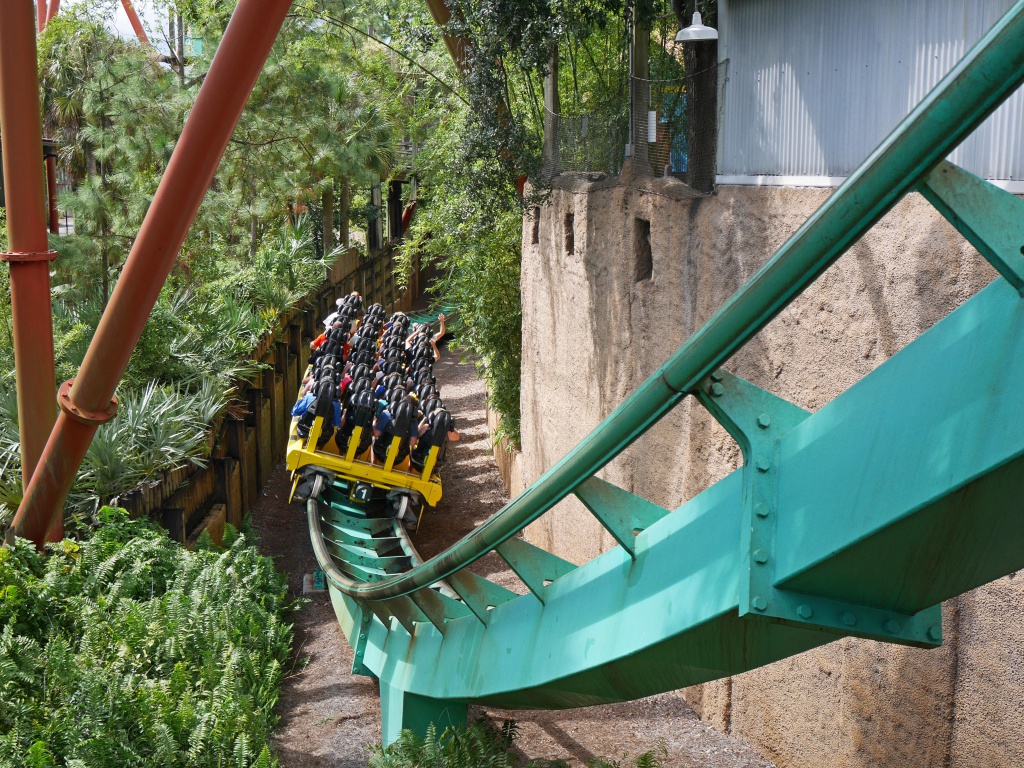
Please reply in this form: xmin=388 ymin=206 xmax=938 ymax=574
xmin=675 ymin=11 xmax=718 ymax=42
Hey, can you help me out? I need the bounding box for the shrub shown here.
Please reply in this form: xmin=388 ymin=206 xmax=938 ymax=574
xmin=0 ymin=380 xmax=229 ymax=527
xmin=371 ymin=719 xmax=563 ymax=768
xmin=369 ymin=718 xmax=668 ymax=768
xmin=0 ymin=508 xmax=291 ymax=767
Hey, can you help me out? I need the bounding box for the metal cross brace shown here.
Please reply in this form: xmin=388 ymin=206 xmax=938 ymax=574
xmin=919 ymin=160 xmax=1024 ymax=295
xmin=496 ymin=537 xmax=577 ymax=603
xmin=574 ymin=476 xmax=671 ymax=557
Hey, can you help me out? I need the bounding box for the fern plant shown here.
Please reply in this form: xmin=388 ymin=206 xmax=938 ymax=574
xmin=370 ymin=720 xmax=523 ymax=768
xmin=585 ymin=741 xmax=669 ymax=768
xmin=0 ymin=508 xmax=291 ymax=767
xmin=369 ymin=718 xmax=663 ymax=768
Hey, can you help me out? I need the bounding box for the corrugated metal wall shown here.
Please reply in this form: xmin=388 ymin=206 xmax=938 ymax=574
xmin=718 ymin=0 xmax=1024 ymax=184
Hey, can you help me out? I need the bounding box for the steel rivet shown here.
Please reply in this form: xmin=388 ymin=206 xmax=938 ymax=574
xmin=710 ymin=382 xmax=724 ymax=397
xmin=753 ymin=549 xmax=769 ymax=564
xmin=927 ymin=625 xmax=942 ymax=642
xmin=842 ymin=612 xmax=857 ymax=627
xmin=755 ymin=458 xmax=770 ymax=472
xmin=752 ymin=596 xmax=768 ymax=611
xmin=710 ymin=370 xmax=723 ymax=381
xmin=755 ymin=503 xmax=769 ymax=518
xmin=884 ymin=619 xmax=902 ymax=634
xmin=796 ymin=604 xmax=813 ymax=620
xmin=757 ymin=413 xmax=772 ymax=429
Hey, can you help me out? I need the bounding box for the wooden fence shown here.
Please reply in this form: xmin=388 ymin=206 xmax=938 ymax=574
xmin=111 ymin=245 xmax=423 ymax=547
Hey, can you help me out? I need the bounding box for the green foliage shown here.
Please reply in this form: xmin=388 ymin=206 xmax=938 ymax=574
xmin=0 ymin=365 xmax=239 ymax=527
xmin=398 ymin=94 xmax=523 ymax=444
xmin=0 ymin=146 xmax=328 ymax=523
xmin=585 ymin=740 xmax=668 ymax=767
xmin=369 ymin=719 xmax=665 ymax=768
xmin=69 ymin=381 xmax=225 ymax=516
xmin=379 ymin=0 xmax=637 ymax=197
xmin=203 ymin=216 xmax=331 ymax=329
xmin=370 ymin=720 xmax=514 ymax=768
xmin=369 ymin=719 xmax=565 ymax=768
xmin=0 ymin=507 xmax=291 ymax=767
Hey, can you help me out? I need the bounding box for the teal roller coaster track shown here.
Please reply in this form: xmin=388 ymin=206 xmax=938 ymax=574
xmin=296 ymin=1 xmax=1024 ymax=745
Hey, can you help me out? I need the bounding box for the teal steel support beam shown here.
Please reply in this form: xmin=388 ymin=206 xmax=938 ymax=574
xmin=496 ymin=537 xmax=577 ymax=602
xmin=384 ymin=596 xmax=428 ymax=634
xmin=694 ymin=370 xmax=818 ymax=626
xmin=381 ymin=683 xmax=467 ymax=746
xmin=350 ymin=605 xmax=374 ymax=677
xmin=445 ymin=570 xmax=517 ymax=624
xmin=774 ymin=280 xmax=1024 ymax=614
xmin=409 ymin=586 xmax=473 ymax=634
xmin=918 ymin=160 xmax=1024 ymax=293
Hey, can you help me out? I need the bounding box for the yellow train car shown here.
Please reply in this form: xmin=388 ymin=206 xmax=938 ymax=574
xmin=287 ymin=302 xmax=451 ymax=527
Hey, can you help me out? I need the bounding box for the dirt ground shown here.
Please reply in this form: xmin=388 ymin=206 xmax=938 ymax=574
xmin=251 ymin=345 xmax=775 ymax=767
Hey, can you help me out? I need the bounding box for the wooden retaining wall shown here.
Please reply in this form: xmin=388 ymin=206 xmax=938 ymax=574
xmin=111 ymin=245 xmax=422 ymax=547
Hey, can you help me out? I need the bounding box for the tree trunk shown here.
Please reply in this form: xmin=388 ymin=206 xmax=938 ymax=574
xmin=176 ymin=12 xmax=186 ymax=86
xmin=631 ymin=10 xmax=651 ymax=173
xmin=368 ymin=183 xmax=383 ymax=251
xmin=101 ymin=244 xmax=109 ymax=308
xmin=543 ymin=43 xmax=559 ymax=176
xmin=172 ymin=11 xmax=186 ymax=85
xmin=100 ymin=158 xmax=110 ymax=307
xmin=249 ymin=216 xmax=259 ymax=258
xmin=100 ymin=84 xmax=109 ymax=307
xmin=340 ymin=177 xmax=350 ymax=249
xmin=674 ymin=0 xmax=718 ymax=193
xmin=322 ymin=183 xmax=334 ymax=255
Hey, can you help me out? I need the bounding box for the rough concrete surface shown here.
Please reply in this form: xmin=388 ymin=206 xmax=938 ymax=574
xmin=518 ymin=176 xmax=1024 ymax=767
xmin=254 ymin=343 xmax=775 ymax=766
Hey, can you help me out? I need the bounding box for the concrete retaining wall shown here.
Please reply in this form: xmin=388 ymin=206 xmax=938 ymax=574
xmin=517 ymin=174 xmax=1024 ymax=768
xmin=485 ymin=403 xmax=524 ymax=496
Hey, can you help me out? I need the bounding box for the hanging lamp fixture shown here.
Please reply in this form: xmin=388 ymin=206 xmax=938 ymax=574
xmin=675 ymin=11 xmax=718 ymax=43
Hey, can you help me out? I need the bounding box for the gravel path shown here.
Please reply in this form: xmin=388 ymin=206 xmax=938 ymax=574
xmin=252 ymin=343 xmax=775 ymax=767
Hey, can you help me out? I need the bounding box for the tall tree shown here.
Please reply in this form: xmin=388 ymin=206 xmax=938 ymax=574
xmin=671 ymin=0 xmax=717 ymax=192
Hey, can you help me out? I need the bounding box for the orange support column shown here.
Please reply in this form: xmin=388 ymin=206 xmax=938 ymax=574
xmin=13 ymin=0 xmax=295 ymax=546
xmin=0 ymin=0 xmax=60 ymax=539
xmin=120 ymin=0 xmax=149 ymax=45
xmin=422 ymin=0 xmax=471 ymax=73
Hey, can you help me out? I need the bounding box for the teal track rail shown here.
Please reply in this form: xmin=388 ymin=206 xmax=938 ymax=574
xmin=405 ymin=302 xmax=457 ymax=326
xmin=306 ymin=1 xmax=1024 ymax=744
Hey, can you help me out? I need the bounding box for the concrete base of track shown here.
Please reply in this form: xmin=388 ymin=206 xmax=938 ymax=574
xmin=251 ymin=345 xmax=777 ymax=767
